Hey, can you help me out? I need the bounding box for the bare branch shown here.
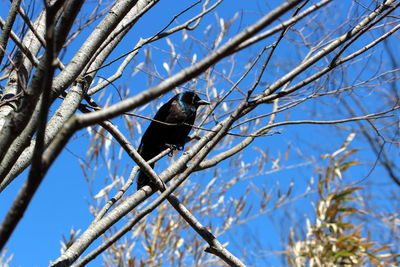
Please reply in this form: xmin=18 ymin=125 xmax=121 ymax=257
xmin=0 ymin=0 xmax=22 ymax=65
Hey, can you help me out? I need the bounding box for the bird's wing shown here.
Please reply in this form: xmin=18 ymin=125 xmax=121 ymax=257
xmin=138 ymin=101 xmax=172 ymax=149
xmin=153 ymin=101 xmax=172 ymax=122
xmin=163 ymin=101 xmax=187 ymax=123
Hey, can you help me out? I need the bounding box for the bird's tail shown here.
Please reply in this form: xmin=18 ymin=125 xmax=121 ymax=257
xmin=137 ymin=162 xmax=156 ymax=190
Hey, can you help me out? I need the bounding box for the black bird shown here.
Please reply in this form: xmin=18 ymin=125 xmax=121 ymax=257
xmin=137 ymin=91 xmax=210 ymax=190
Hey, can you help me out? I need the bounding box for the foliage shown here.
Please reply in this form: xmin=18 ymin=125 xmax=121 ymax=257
xmin=287 ymin=134 xmax=400 ymax=266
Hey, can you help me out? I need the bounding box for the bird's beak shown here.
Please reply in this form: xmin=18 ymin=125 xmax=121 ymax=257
xmin=196 ymin=99 xmax=211 ymax=106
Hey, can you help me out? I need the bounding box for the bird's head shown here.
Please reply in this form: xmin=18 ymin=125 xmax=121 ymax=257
xmin=178 ymin=91 xmax=210 ymax=107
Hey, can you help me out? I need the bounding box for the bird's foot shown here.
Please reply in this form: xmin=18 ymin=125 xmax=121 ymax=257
xmin=166 ymin=143 xmax=184 ymax=156
xmin=166 ymin=144 xmax=177 ymax=156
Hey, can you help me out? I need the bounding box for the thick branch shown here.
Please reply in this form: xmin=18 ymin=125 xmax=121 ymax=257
xmin=0 ymin=79 xmax=88 ymax=190
xmin=0 ymin=0 xmax=22 ymax=65
xmin=51 ymin=0 xmax=149 ymax=96
xmin=0 ymin=1 xmax=63 ymax=249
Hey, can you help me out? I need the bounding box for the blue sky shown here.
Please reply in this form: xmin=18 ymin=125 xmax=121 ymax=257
xmin=0 ymin=0 xmax=399 ymax=266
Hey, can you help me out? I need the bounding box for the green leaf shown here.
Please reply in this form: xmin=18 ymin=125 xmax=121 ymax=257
xmin=334 ymin=250 xmax=354 ymax=258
